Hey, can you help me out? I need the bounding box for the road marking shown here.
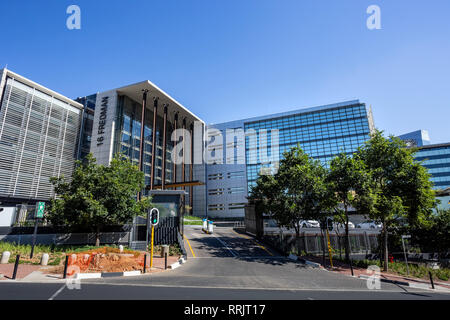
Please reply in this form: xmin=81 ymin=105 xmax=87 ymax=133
xmin=232 ymin=229 xmax=274 ymax=256
xmin=48 ymin=284 xmax=66 ymax=300
xmin=213 ymin=235 xmax=238 ymax=257
xmin=79 ymin=282 xmax=416 ymax=293
xmin=183 ymin=233 xmax=196 ymax=258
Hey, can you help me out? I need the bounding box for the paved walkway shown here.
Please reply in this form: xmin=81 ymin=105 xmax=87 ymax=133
xmin=0 ymin=255 xmax=181 ymax=282
xmin=0 ymin=264 xmax=41 ymax=280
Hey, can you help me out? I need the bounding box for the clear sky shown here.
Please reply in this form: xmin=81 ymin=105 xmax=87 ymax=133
xmin=1 ymin=0 xmax=449 ymax=143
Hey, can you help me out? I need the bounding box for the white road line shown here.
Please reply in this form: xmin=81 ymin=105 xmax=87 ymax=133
xmin=48 ymin=284 xmax=66 ymax=300
xmin=213 ymin=235 xmax=238 ymax=257
xmin=76 ymin=282 xmax=417 ymax=293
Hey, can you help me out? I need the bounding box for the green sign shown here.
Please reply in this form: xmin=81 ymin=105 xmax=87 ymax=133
xmin=36 ymin=202 xmax=45 ymax=218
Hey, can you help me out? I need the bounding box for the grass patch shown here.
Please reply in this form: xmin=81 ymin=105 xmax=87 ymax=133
xmin=332 ymin=257 xmax=450 ymax=282
xmin=183 ymin=215 xmax=203 ymax=225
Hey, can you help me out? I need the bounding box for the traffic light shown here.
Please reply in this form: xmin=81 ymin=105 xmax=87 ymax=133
xmin=150 ymin=208 xmax=159 ymax=226
xmin=327 ymin=218 xmax=333 ymax=232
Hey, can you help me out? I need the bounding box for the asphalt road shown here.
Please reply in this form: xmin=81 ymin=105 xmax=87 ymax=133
xmin=0 ymin=226 xmax=449 ymax=300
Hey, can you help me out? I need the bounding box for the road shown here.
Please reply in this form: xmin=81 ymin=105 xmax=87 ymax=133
xmin=0 ymin=226 xmax=449 ymax=300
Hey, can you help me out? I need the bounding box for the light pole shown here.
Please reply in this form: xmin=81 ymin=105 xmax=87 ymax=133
xmin=401 ymin=235 xmax=411 ymax=276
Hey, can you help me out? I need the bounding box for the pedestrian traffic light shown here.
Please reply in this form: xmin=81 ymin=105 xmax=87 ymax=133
xmin=150 ymin=208 xmax=159 ymax=226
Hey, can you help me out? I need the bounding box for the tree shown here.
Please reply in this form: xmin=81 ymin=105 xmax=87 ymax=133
xmin=47 ymin=153 xmax=152 ymax=246
xmin=249 ymin=146 xmax=336 ymax=239
xmin=405 ymin=208 xmax=450 ymax=258
xmin=357 ymin=130 xmax=437 ymax=271
xmin=327 ymin=152 xmax=372 ymax=263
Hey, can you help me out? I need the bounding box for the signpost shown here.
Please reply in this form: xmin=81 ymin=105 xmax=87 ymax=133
xmin=149 ymin=208 xmax=159 ymax=269
xmin=30 ymin=202 xmax=45 ymax=259
xmin=401 ymin=235 xmax=411 ymax=275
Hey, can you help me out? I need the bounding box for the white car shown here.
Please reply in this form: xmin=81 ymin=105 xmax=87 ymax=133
xmin=356 ymin=221 xmax=382 ymax=229
xmin=300 ymin=220 xmax=320 ymax=228
xmin=332 ymin=221 xmax=355 ymax=230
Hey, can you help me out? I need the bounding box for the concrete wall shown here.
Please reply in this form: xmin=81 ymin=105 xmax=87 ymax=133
xmin=0 ymin=207 xmax=16 ymax=227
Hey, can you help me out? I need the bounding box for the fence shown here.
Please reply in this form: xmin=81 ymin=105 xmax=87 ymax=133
xmin=0 ymin=231 xmax=130 ymax=246
xmin=132 ymin=216 xmax=180 ymax=246
xmin=263 ymin=230 xmax=380 ymax=257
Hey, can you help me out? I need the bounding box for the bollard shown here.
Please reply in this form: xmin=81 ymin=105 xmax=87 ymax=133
xmin=63 ymin=255 xmax=69 ymax=279
xmin=202 ymin=219 xmax=207 ymax=231
xmin=349 ymin=258 xmax=354 ymax=276
xmin=12 ymin=255 xmax=20 ymax=280
xmin=207 ymin=220 xmax=214 ymax=234
xmin=41 ymin=253 xmax=49 ymax=266
xmin=429 ymin=271 xmax=435 ymax=289
xmin=165 ymin=252 xmax=168 ymax=270
xmin=1 ymin=251 xmax=10 ymax=264
xmin=143 ymin=254 xmax=147 ymax=273
xmin=119 ymin=245 xmax=124 ymax=253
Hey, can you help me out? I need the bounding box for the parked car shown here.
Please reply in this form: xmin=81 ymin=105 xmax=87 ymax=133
xmin=332 ymin=221 xmax=355 ymax=231
xmin=356 ymin=221 xmax=382 ymax=229
xmin=299 ymin=220 xmax=320 ymax=228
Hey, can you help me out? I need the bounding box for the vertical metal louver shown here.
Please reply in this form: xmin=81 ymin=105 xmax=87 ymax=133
xmin=0 ymin=78 xmax=81 ymax=200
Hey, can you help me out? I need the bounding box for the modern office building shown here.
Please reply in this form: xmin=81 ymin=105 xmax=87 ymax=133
xmin=0 ymin=68 xmax=84 ymax=226
xmin=398 ymin=130 xmax=450 ymax=191
xmin=414 ymin=143 xmax=450 ymax=191
xmin=398 ymin=129 xmax=431 ymax=147
xmin=206 ymin=100 xmax=375 ymax=218
xmin=76 ymin=80 xmax=206 ymax=217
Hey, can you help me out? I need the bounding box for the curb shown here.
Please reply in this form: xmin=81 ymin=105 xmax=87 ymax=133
xmin=170 ymin=255 xmax=187 ymax=270
xmin=358 ymin=274 xmax=409 ymax=286
xmin=287 ymin=255 xmax=321 ymax=268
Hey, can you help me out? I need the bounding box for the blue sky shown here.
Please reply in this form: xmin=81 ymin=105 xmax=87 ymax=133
xmin=1 ymin=0 xmax=449 ymax=143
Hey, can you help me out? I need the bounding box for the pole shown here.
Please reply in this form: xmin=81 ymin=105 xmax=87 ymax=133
xmin=326 ymin=229 xmax=334 ymax=268
xmin=349 ymin=258 xmax=354 ymax=276
xmin=150 ymin=225 xmax=155 ymax=268
xmin=401 ymin=236 xmax=409 ymax=276
xmin=143 ymin=253 xmax=147 ymax=274
xmin=63 ymin=255 xmax=69 ymax=279
xmin=429 ymin=271 xmax=435 ymax=289
xmin=12 ymin=255 xmax=20 ymax=280
xmin=30 ymin=218 xmax=39 ymax=259
xmin=165 ymin=252 xmax=168 ymax=270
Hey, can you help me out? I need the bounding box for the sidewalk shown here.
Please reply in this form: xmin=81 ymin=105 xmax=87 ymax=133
xmin=0 ymin=254 xmax=181 ymax=282
xmin=302 ymin=255 xmax=450 ymax=291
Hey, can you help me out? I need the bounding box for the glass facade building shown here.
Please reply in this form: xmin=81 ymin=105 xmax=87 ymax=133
xmin=413 ymin=143 xmax=450 ymax=190
xmin=77 ymin=81 xmax=206 ymax=215
xmin=206 ymin=100 xmax=375 ymax=218
xmin=113 ymin=95 xmax=175 ymax=189
xmin=244 ymin=101 xmax=373 ymax=190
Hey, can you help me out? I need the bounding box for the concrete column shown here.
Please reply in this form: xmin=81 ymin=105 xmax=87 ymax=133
xmin=161 ymin=104 xmax=168 ymax=189
xmin=182 ymin=118 xmax=186 ymax=189
xmin=138 ymin=89 xmax=148 ymax=200
xmin=172 ymin=113 xmax=178 ymax=186
xmin=189 ymin=122 xmax=194 ymax=214
xmin=150 ymin=97 xmax=159 ymax=190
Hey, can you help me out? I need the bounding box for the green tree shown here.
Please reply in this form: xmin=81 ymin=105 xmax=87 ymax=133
xmin=406 ymin=208 xmax=450 ymax=257
xmin=47 ymin=153 xmax=152 ymax=246
xmin=249 ymin=146 xmax=336 ymax=239
xmin=327 ymin=152 xmax=372 ymax=263
xmin=357 ymin=130 xmax=437 ymax=271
